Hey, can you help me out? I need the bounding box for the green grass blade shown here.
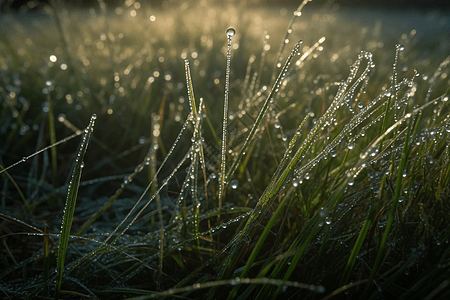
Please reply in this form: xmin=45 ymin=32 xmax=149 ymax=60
xmin=227 ymin=194 xmax=290 ymax=300
xmin=55 ymin=114 xmax=96 ymax=299
xmin=218 ymin=28 xmax=235 ymax=221
xmin=0 ymin=165 xmax=30 ymax=213
xmin=339 ymin=204 xmax=376 ymax=286
xmin=46 ymin=94 xmax=57 ymax=187
xmin=43 ymin=224 xmax=50 ymax=296
xmin=225 ymin=39 xmax=304 ymax=189
xmin=364 ymin=114 xmax=414 ymax=296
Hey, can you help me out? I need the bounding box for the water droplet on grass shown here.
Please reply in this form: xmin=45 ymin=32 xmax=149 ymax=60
xmin=226 ymin=27 xmax=235 ymax=37
xmin=230 ymin=180 xmax=238 ymax=189
xmin=57 ymin=113 xmax=66 ymax=122
xmin=396 ymin=44 xmax=405 ymax=51
xmin=41 ymin=102 xmax=49 ymax=112
xmin=318 ymin=207 xmax=327 ymax=217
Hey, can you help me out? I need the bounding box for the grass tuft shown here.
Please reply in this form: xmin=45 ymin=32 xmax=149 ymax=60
xmin=0 ymin=1 xmax=449 ymax=299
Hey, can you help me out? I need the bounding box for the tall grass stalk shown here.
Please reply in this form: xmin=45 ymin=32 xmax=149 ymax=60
xmin=55 ymin=114 xmax=96 ymax=299
xmin=218 ymin=28 xmax=235 ymax=221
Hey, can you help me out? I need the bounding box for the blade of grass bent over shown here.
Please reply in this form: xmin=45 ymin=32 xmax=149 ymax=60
xmin=55 ymin=114 xmax=96 ymax=299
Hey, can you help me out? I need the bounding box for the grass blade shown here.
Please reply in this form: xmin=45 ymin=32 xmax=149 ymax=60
xmin=46 ymin=94 xmax=57 ymax=187
xmin=218 ymin=27 xmax=236 ymax=221
xmin=43 ymin=224 xmax=50 ymax=296
xmin=55 ymin=114 xmax=96 ymax=299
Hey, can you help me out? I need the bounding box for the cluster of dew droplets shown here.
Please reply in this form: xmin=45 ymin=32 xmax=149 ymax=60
xmin=100 ymin=105 xmax=201 ymax=245
xmin=391 ymin=44 xmax=404 ymax=126
xmin=224 ymin=38 xmax=304 ymax=193
xmin=342 ymin=46 xmax=447 ymax=190
xmin=214 ymin=40 xmax=313 ymax=268
xmin=270 ymin=0 xmax=307 ymax=84
xmin=56 ymin=113 xmax=96 ymax=297
xmin=217 ymin=27 xmax=235 ymax=220
xmin=290 ymin=49 xmax=379 ymax=184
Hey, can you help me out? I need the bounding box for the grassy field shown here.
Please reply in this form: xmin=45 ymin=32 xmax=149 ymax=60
xmin=1 ymin=0 xmax=450 ymax=299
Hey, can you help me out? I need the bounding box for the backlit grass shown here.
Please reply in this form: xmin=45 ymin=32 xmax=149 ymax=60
xmin=1 ymin=0 xmax=450 ymax=299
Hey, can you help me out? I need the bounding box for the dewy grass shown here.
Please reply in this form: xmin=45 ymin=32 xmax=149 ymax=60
xmin=55 ymin=114 xmax=96 ymax=299
xmin=0 ymin=0 xmax=450 ymax=299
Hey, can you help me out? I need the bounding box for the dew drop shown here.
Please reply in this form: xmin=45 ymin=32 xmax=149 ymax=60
xmin=57 ymin=113 xmax=66 ymax=122
xmin=230 ymin=179 xmax=239 ymax=189
xmin=318 ymin=207 xmax=327 ymax=217
xmin=226 ymin=27 xmax=236 ymax=37
xmin=41 ymin=102 xmax=49 ymax=112
xmin=330 ymin=150 xmax=337 ymax=157
xmin=396 ymin=44 xmax=405 ymax=51
xmin=134 ymin=164 xmax=144 ymax=173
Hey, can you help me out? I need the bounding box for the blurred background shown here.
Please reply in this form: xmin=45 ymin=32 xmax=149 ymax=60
xmin=1 ymin=0 xmax=450 ymax=11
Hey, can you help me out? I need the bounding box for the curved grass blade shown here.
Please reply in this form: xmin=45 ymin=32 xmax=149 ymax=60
xmin=55 ymin=114 xmax=96 ymax=299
